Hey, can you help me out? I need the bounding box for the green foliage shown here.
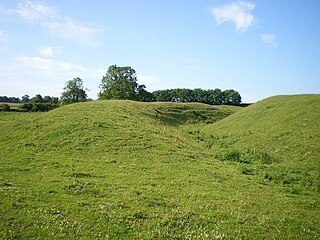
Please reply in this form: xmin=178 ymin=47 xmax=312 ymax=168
xmin=0 ymin=96 xmax=20 ymax=103
xmin=99 ymin=65 xmax=153 ymax=101
xmin=30 ymin=94 xmax=44 ymax=103
xmin=21 ymin=94 xmax=30 ymax=103
xmin=222 ymin=89 xmax=242 ymax=105
xmin=0 ymin=94 xmax=59 ymax=106
xmin=152 ymin=88 xmax=242 ymax=105
xmin=0 ymin=103 xmax=10 ymax=111
xmin=60 ymin=77 xmax=87 ymax=104
xmin=43 ymin=96 xmax=59 ymax=104
xmin=136 ymin=85 xmax=155 ymax=102
xmin=20 ymin=102 xmax=59 ymax=112
xmin=219 ymin=149 xmax=241 ymax=162
xmin=0 ymin=95 xmax=319 ymax=239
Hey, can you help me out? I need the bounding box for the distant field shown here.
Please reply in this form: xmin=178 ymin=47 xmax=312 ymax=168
xmin=0 ymin=102 xmax=22 ymax=106
xmin=0 ymin=96 xmax=319 ymax=239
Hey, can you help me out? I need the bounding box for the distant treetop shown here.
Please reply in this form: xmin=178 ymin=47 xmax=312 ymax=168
xmin=152 ymin=88 xmax=241 ymax=105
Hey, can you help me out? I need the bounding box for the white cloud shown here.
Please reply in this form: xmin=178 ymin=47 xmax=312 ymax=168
xmin=211 ymin=1 xmax=255 ymax=32
xmin=38 ymin=46 xmax=62 ymax=57
xmin=38 ymin=46 xmax=53 ymax=57
xmin=8 ymin=1 xmax=103 ymax=43
xmin=0 ymin=56 xmax=105 ymax=98
xmin=43 ymin=19 xmax=103 ymax=43
xmin=9 ymin=0 xmax=57 ymax=21
xmin=261 ymin=33 xmax=277 ymax=48
xmin=17 ymin=56 xmax=104 ymax=79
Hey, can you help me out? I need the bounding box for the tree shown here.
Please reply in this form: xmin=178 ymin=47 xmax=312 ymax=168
xmin=21 ymin=94 xmax=30 ymax=103
xmin=99 ymin=65 xmax=139 ymax=100
xmin=60 ymin=77 xmax=87 ymax=104
xmin=43 ymin=96 xmax=52 ymax=103
xmin=152 ymin=88 xmax=242 ymax=105
xmin=51 ymin=97 xmax=59 ymax=104
xmin=207 ymin=88 xmax=223 ymax=105
xmin=153 ymin=89 xmax=175 ymax=102
xmin=136 ymin=85 xmax=155 ymax=102
xmin=192 ymin=89 xmax=206 ymax=103
xmin=222 ymin=89 xmax=242 ymax=105
xmin=0 ymin=96 xmax=20 ymax=103
xmin=31 ymin=94 xmax=44 ymax=103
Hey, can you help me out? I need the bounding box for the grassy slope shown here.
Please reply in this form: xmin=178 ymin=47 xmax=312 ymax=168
xmin=0 ymin=98 xmax=319 ymax=239
xmin=202 ymin=94 xmax=320 ymax=161
xmin=198 ymin=95 xmax=319 ymax=190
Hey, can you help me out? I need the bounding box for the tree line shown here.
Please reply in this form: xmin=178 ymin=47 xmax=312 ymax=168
xmin=152 ymin=88 xmax=241 ymax=105
xmin=0 ymin=94 xmax=59 ymax=112
xmin=0 ymin=94 xmax=59 ymax=104
xmin=97 ymin=65 xmax=241 ymax=105
xmin=1 ymin=65 xmax=242 ymax=112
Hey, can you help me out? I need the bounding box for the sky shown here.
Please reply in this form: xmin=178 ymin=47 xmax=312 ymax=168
xmin=0 ymin=0 xmax=319 ymax=103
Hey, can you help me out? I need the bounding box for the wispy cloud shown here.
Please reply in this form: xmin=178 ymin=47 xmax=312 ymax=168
xmin=38 ymin=46 xmax=53 ymax=57
xmin=261 ymin=33 xmax=277 ymax=48
xmin=211 ymin=1 xmax=255 ymax=32
xmin=0 ymin=56 xmax=105 ymax=97
xmin=38 ymin=46 xmax=62 ymax=57
xmin=43 ymin=19 xmax=103 ymax=43
xmin=17 ymin=56 xmax=104 ymax=79
xmin=8 ymin=0 xmax=103 ymax=43
xmin=8 ymin=0 xmax=57 ymax=21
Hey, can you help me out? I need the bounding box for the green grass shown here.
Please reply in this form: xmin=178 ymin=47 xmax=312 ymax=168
xmin=0 ymin=97 xmax=319 ymax=239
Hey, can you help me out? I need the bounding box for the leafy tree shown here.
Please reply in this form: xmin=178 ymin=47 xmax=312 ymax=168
xmin=136 ymin=85 xmax=155 ymax=102
xmin=0 ymin=96 xmax=20 ymax=103
xmin=222 ymin=89 xmax=242 ymax=105
xmin=60 ymin=77 xmax=87 ymax=104
xmin=43 ymin=96 xmax=52 ymax=103
xmin=51 ymin=97 xmax=59 ymax=104
xmin=0 ymin=96 xmax=9 ymax=102
xmin=152 ymin=89 xmax=175 ymax=102
xmin=30 ymin=94 xmax=44 ymax=103
xmin=21 ymin=94 xmax=30 ymax=103
xmin=192 ymin=88 xmax=206 ymax=103
xmin=99 ymin=65 xmax=155 ymax=102
xmin=207 ymin=88 xmax=223 ymax=105
xmin=152 ymin=88 xmax=241 ymax=105
xmin=99 ymin=65 xmax=139 ymax=100
xmin=174 ymin=88 xmax=194 ymax=102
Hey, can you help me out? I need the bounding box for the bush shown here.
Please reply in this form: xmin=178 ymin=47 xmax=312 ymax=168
xmin=0 ymin=104 xmax=10 ymax=112
xmin=219 ymin=149 xmax=241 ymax=162
xmin=218 ymin=149 xmax=252 ymax=163
xmin=20 ymin=103 xmax=33 ymax=111
xmin=20 ymin=103 xmax=59 ymax=112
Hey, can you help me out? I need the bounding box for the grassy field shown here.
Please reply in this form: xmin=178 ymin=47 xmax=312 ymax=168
xmin=0 ymin=96 xmax=319 ymax=239
xmin=0 ymin=102 xmax=22 ymax=111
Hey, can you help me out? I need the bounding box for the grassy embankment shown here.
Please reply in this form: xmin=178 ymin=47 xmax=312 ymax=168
xmin=0 ymin=95 xmax=319 ymax=239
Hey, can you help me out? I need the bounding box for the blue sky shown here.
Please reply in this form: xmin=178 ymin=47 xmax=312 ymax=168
xmin=0 ymin=0 xmax=319 ymax=102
